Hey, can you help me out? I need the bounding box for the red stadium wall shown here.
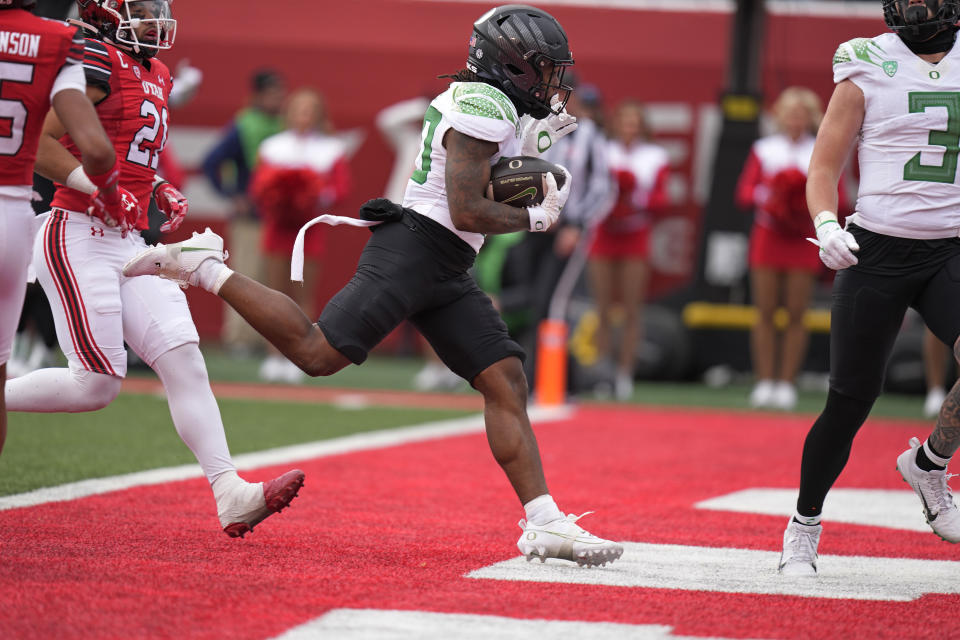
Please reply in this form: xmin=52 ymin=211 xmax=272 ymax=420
xmin=163 ymin=1 xmax=885 ymax=339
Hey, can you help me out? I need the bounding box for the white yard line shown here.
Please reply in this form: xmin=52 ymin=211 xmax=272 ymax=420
xmin=469 ymin=542 xmax=960 ymax=602
xmin=274 ymin=609 xmax=759 ymax=640
xmin=0 ymin=405 xmax=571 ymax=512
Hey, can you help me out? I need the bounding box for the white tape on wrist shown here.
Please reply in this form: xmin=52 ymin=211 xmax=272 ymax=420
xmin=528 ymin=205 xmax=551 ymax=232
xmin=814 ymin=210 xmax=840 ymax=244
xmin=65 ymin=166 xmax=97 ymax=195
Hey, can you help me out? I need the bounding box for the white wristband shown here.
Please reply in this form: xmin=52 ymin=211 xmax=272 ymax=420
xmin=527 ymin=205 xmax=550 ymax=232
xmin=65 ymin=165 xmax=97 ymax=195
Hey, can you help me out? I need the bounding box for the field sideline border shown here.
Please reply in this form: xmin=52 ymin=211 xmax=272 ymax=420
xmin=0 ymin=405 xmax=571 ymax=512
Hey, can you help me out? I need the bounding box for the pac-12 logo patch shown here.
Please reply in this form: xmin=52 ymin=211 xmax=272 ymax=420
xmin=883 ymin=61 xmax=898 ymax=77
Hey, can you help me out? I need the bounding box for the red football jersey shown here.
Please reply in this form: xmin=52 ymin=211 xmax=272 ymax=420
xmin=0 ymin=9 xmax=84 ymax=187
xmin=52 ymin=37 xmax=172 ymax=229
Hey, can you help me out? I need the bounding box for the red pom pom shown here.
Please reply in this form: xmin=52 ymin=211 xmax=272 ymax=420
xmin=765 ymin=168 xmax=810 ymax=236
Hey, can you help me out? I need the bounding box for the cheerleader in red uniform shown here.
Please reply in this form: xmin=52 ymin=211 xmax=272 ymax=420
xmin=588 ymin=99 xmax=670 ymax=400
xmin=736 ymin=87 xmax=834 ymax=410
xmin=250 ymin=89 xmax=351 ymax=381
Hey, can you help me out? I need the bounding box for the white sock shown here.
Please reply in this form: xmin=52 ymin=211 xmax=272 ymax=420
xmin=793 ymin=511 xmax=821 ymax=527
xmin=152 ymin=343 xmax=236 ymax=483
xmin=923 ymin=439 xmax=951 ymax=468
xmin=523 ymin=494 xmax=564 ymax=525
xmin=192 ymin=260 xmax=233 ymax=294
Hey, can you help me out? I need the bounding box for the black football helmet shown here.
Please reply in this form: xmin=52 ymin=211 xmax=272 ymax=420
xmin=467 ymin=4 xmax=574 ymax=119
xmin=883 ymin=0 xmax=960 ymax=42
xmin=0 ymin=0 xmax=37 ymax=10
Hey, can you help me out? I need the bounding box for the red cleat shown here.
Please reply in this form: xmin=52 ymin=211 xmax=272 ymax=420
xmin=219 ymin=469 xmax=305 ymax=538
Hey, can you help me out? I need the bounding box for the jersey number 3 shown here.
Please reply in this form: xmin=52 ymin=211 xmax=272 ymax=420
xmin=126 ymin=99 xmax=168 ymax=169
xmin=903 ymin=91 xmax=960 ymax=184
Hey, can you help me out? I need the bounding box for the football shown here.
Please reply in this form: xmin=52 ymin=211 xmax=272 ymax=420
xmin=486 ymin=156 xmax=566 ymax=208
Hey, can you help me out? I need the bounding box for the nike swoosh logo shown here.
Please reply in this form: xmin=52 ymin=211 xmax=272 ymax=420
xmin=503 ymin=187 xmax=538 ymax=204
xmin=918 ymin=486 xmax=940 ymax=521
xmin=541 ymin=530 xmax=604 ymax=545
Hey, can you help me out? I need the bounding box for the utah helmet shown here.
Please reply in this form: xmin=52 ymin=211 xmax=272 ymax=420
xmin=883 ymin=0 xmax=960 ymax=43
xmin=467 ymin=4 xmax=574 ymax=119
xmin=76 ymin=0 xmax=176 ymax=56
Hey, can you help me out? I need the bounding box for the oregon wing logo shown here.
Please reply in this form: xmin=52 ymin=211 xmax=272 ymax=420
xmin=883 ymin=61 xmax=898 ymax=77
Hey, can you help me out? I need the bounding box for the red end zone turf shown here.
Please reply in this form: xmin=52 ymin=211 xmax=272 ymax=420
xmin=0 ymin=406 xmax=957 ymax=639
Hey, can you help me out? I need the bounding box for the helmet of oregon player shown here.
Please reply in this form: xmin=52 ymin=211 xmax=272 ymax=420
xmin=76 ymin=0 xmax=176 ymax=57
xmin=883 ymin=0 xmax=960 ymax=43
xmin=466 ymin=4 xmax=574 ymax=119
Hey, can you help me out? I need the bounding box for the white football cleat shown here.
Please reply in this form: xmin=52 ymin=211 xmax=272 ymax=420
xmin=778 ymin=518 xmax=821 ymax=577
xmin=122 ymin=227 xmax=227 ymax=287
xmin=897 ymin=437 xmax=960 ymax=543
xmin=517 ymin=512 xmax=623 ymax=567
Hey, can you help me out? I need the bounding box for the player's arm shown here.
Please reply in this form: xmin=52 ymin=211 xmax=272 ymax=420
xmin=47 ymin=86 xmax=114 ymax=179
xmin=808 ymin=79 xmax=864 ymax=270
xmin=37 ymin=85 xmax=110 ymax=186
xmin=807 ymin=80 xmax=863 ymax=220
xmin=446 ymin=129 xmax=552 ymax=234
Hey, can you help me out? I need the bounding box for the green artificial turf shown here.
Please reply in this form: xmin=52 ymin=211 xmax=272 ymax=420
xmin=0 ymin=394 xmax=471 ymax=496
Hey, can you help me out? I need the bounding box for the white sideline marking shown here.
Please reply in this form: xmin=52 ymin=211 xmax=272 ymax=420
xmin=468 ymin=542 xmax=960 ymax=601
xmin=695 ymin=488 xmax=931 ymax=532
xmin=272 ymin=609 xmax=753 ymax=640
xmin=0 ymin=406 xmax=571 ymax=512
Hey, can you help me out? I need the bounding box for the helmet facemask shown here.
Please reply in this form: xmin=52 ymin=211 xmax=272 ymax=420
xmin=115 ymin=0 xmax=176 ymax=56
xmin=77 ymin=0 xmax=176 ymax=57
xmin=883 ymin=0 xmax=960 ymax=43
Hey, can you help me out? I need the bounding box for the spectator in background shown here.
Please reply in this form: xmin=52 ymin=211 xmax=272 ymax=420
xmin=201 ymin=69 xmax=286 ymax=355
xmin=249 ymin=88 xmax=351 ymax=383
xmin=520 ymin=78 xmax=614 ymax=389
xmin=588 ymin=99 xmax=670 ymax=400
xmin=736 ymin=87 xmax=828 ymax=411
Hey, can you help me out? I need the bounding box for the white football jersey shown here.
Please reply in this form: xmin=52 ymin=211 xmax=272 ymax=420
xmin=402 ymin=82 xmax=522 ymax=252
xmin=834 ymin=33 xmax=960 ymax=238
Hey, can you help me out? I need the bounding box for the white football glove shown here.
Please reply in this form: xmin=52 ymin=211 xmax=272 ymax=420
xmin=814 ymin=212 xmax=859 ymax=270
xmin=527 ymin=166 xmax=572 ymax=232
xmin=520 ymin=95 xmax=578 ymax=156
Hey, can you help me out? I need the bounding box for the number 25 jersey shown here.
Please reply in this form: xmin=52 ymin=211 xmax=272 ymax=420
xmin=52 ymin=37 xmax=171 ymax=230
xmin=835 ymin=33 xmax=960 ymax=239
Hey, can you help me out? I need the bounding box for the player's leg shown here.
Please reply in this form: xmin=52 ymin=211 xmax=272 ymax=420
xmin=749 ymin=266 xmax=778 ymax=408
xmin=781 ymin=237 xmax=916 ymax=575
xmin=775 ymin=269 xmax=815 ymax=410
xmin=896 ymin=253 xmax=960 ymax=542
xmin=0 ymin=197 xmax=36 ymax=453
xmin=120 ymin=270 xmax=304 ymax=537
xmin=6 ymin=211 xmax=126 ymax=413
xmin=414 ymin=281 xmax=623 ymax=567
